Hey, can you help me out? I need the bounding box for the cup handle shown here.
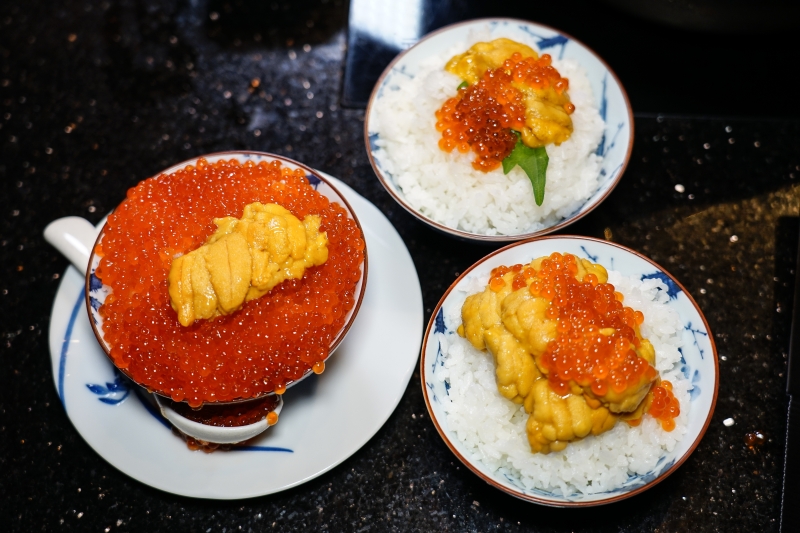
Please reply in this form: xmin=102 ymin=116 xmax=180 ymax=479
xmin=44 ymin=217 xmax=100 ymax=276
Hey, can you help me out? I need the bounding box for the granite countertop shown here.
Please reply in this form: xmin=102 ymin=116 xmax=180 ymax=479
xmin=2 ymin=1 xmax=799 ymax=532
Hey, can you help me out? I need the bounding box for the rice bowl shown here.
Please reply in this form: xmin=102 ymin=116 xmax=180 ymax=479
xmin=372 ymin=46 xmax=604 ymax=235
xmin=421 ymin=237 xmax=718 ymax=506
xmin=366 ymin=19 xmax=633 ymax=242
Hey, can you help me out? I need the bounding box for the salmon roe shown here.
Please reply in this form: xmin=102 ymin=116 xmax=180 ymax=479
xmin=434 ymin=52 xmax=572 ymax=172
xmin=648 ymin=380 xmax=680 ymax=431
xmin=492 ymin=253 xmax=656 ymax=399
xmin=164 ymin=394 xmax=280 ymax=427
xmin=95 ymin=158 xmax=365 ymax=407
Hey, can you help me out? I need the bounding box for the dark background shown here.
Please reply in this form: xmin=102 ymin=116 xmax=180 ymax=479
xmin=342 ymin=0 xmax=800 ymax=114
xmin=2 ymin=0 xmax=799 ymax=532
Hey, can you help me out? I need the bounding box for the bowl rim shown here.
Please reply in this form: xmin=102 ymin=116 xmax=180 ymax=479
xmin=363 ymin=17 xmax=635 ymax=243
xmin=84 ymin=150 xmax=369 ymax=406
xmin=419 ymin=235 xmax=719 ymax=507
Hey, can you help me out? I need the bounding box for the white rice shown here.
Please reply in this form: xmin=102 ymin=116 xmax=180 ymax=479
xmin=372 ymin=38 xmax=606 ymax=236
xmin=434 ymin=271 xmax=690 ymax=496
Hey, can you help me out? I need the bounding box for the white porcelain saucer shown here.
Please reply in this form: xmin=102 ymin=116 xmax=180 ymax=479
xmin=47 ymin=174 xmax=423 ymax=499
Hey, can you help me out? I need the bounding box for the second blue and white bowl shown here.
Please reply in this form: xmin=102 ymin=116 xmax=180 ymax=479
xmin=365 ymin=18 xmax=633 ymax=242
xmin=421 ymin=236 xmax=718 ymax=506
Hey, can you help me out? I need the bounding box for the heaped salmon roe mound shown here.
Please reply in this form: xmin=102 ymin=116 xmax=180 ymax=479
xmin=95 ymin=158 xmax=365 ymax=407
xmin=434 ymin=52 xmax=572 ymax=172
xmin=648 ymin=380 xmax=680 ymax=431
xmin=526 ymin=253 xmax=657 ymax=398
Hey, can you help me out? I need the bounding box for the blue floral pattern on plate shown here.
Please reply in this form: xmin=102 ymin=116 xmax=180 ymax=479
xmin=86 ymin=371 xmax=131 ymax=405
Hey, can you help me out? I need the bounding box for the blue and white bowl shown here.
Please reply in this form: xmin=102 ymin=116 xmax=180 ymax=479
xmin=421 ymin=236 xmax=718 ymax=506
xmin=365 ymin=18 xmax=633 ymax=242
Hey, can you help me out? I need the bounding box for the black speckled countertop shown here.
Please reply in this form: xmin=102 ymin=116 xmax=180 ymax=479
xmin=2 ymin=1 xmax=799 ymax=532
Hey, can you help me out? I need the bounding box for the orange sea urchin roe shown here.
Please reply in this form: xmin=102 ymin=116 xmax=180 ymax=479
xmin=95 ymin=158 xmax=365 ymax=407
xmin=523 ymin=253 xmax=657 ymax=399
xmin=435 ymin=52 xmax=572 ymax=172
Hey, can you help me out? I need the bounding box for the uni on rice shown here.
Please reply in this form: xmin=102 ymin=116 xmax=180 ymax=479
xmin=434 ymin=254 xmax=689 ymax=495
xmin=371 ymin=36 xmax=606 ymax=236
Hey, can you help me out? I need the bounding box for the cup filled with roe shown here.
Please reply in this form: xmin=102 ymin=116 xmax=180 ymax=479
xmin=86 ymin=151 xmax=368 ymax=446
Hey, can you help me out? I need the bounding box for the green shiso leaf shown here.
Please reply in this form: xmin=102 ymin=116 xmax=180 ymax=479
xmin=502 ymin=131 xmax=549 ymax=206
xmin=457 ymin=81 xmax=469 ymax=90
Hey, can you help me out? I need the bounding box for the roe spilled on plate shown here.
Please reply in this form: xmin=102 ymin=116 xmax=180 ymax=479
xmin=371 ymin=34 xmax=605 ymax=236
xmin=434 ymin=253 xmax=689 ymax=495
xmin=95 ymin=158 xmax=365 ymax=407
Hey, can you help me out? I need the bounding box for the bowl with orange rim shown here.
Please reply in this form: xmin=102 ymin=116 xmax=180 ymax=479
xmin=85 ymin=151 xmax=368 ymax=444
xmin=421 ymin=236 xmax=717 ymax=506
xmin=365 ymin=18 xmax=633 ymax=242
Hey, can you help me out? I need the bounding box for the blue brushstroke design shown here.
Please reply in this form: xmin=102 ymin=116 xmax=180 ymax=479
xmin=432 ymin=341 xmax=443 ymax=373
xmin=368 ymin=132 xmax=384 ymax=172
xmin=641 ymin=272 xmax=681 ymax=300
xmin=233 ymin=446 xmax=293 ymax=453
xmin=685 ymin=321 xmax=708 ymax=360
xmin=58 ymin=291 xmax=85 ymax=407
xmin=607 ymin=123 xmax=624 ymax=157
xmin=598 ymin=75 xmax=608 ymax=121
xmin=86 ymin=372 xmax=131 ymax=405
xmin=678 ymin=348 xmax=690 ymax=379
xmin=434 ymin=308 xmax=446 ymax=334
xmin=536 ymin=34 xmax=569 ymax=52
xmin=89 ymin=271 xmax=103 ymax=292
xmin=306 ymin=173 xmax=321 ymax=189
xmin=580 ymin=246 xmax=598 ymax=262
xmin=517 ymin=26 xmax=569 ymax=59
xmin=368 ymin=132 xmax=380 ymax=152
xmin=595 ymin=138 xmax=605 ymax=158
xmin=97 ymin=397 xmax=121 ymax=405
xmin=426 ymin=381 xmax=439 ymax=404
xmin=598 ymin=121 xmax=623 ymax=159
xmin=431 ymin=308 xmax=449 ymax=372
xmin=595 ymin=76 xmax=608 ymax=156
xmin=89 ymin=296 xmax=102 ymax=311
xmin=690 ymin=369 xmax=702 ymax=400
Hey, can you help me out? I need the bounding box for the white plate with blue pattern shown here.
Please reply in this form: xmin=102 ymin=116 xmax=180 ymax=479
xmin=421 ymin=236 xmax=718 ymax=506
xmin=48 ymin=171 xmax=423 ymax=499
xmin=365 ymin=18 xmax=633 ymax=242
